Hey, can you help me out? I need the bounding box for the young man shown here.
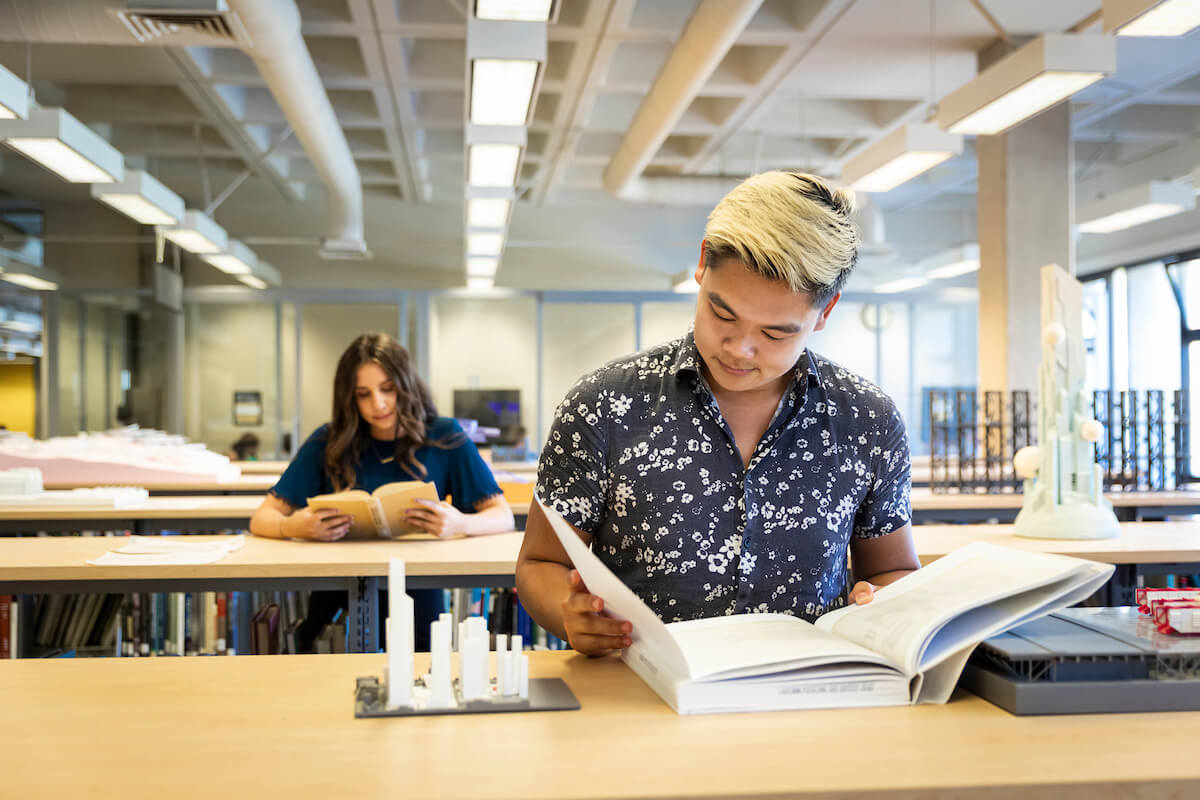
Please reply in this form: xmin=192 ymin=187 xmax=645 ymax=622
xmin=516 ymin=171 xmax=919 ymax=656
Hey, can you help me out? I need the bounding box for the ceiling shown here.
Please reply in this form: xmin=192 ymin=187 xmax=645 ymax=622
xmin=0 ymin=0 xmax=1198 ymax=294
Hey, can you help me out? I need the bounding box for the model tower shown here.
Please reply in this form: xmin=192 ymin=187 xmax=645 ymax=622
xmin=1012 ymin=264 xmax=1120 ymax=540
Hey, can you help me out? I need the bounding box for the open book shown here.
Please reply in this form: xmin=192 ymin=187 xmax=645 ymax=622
xmin=539 ymin=499 xmax=1114 ymax=715
xmin=307 ymin=481 xmax=441 ymax=539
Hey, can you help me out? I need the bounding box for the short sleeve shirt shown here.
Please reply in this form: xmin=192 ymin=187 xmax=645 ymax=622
xmin=271 ymin=417 xmax=502 ymax=514
xmin=536 ymin=332 xmax=911 ymax=623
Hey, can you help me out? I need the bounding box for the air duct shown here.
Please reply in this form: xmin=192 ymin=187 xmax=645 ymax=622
xmin=0 ymin=0 xmax=369 ymax=259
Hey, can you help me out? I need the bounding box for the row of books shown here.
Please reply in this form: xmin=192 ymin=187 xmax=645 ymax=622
xmin=442 ymin=587 xmax=568 ymax=651
xmin=1 ymin=588 xmax=568 ymax=657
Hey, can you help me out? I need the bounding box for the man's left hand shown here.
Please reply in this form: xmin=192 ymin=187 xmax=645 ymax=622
xmin=849 ymin=581 xmax=877 ymax=605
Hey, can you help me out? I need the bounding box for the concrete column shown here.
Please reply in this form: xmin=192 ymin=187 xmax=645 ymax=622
xmin=163 ymin=308 xmax=184 ymax=435
xmin=976 ymin=102 xmax=1074 ymax=393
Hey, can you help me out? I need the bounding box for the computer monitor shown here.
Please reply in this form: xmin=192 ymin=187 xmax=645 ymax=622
xmin=452 ymin=389 xmax=522 ymax=445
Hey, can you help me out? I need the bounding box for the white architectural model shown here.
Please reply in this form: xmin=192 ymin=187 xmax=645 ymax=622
xmin=383 ymin=558 xmax=528 ymax=711
xmin=1011 ymin=264 xmax=1120 ymax=540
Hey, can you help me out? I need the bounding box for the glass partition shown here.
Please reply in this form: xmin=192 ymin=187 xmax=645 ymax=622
xmin=430 ymin=295 xmax=538 ymax=458
xmin=298 ymin=304 xmax=400 ymax=441
xmin=541 ymin=303 xmax=636 ymax=446
xmin=640 ymin=299 xmax=695 ymax=350
xmin=185 ymin=302 xmax=282 ymax=459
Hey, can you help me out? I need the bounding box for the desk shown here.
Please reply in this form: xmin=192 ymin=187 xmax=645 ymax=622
xmin=2 ymin=652 xmax=1197 ymax=799
xmin=44 ymin=473 xmax=280 ymax=496
xmin=910 ymin=487 xmax=1200 ymax=523
xmin=234 ymin=460 xmax=289 ymax=474
xmin=0 ymin=496 xmax=528 ymax=534
xmin=0 ymin=532 xmax=524 ymax=652
xmin=0 ymin=495 xmax=262 ymax=534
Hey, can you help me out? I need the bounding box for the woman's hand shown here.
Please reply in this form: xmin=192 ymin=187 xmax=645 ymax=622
xmin=404 ymin=498 xmax=467 ymax=538
xmin=286 ymin=507 xmax=352 ymax=541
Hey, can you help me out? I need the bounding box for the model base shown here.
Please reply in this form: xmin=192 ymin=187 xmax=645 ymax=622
xmin=353 ymin=675 xmax=580 ymax=718
xmin=1012 ymin=501 xmax=1121 ymax=540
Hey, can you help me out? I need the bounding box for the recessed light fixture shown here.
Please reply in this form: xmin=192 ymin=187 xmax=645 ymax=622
xmin=842 ymin=124 xmax=963 ymax=193
xmin=467 ymin=232 xmax=505 ymax=256
xmin=0 ymin=62 xmax=30 ymax=120
xmin=202 ymin=239 xmax=258 ymax=276
xmin=162 ymin=210 xmax=228 ymax=255
xmin=92 ymin=169 xmax=184 ymax=226
xmin=0 ymin=107 xmax=124 ymax=183
xmin=475 ymin=0 xmax=554 ymax=21
xmin=471 ymin=60 xmax=539 ymax=126
xmin=468 ymin=144 xmax=521 ymax=187
xmin=875 ymin=276 xmax=930 ymax=294
xmin=1105 ymin=0 xmax=1200 ymax=36
xmin=467 ymin=197 xmax=512 ymax=228
xmin=467 ymin=257 xmax=499 ymax=277
xmin=933 ymin=35 xmax=1116 ymax=135
xmin=466 ymin=275 xmax=496 ymax=290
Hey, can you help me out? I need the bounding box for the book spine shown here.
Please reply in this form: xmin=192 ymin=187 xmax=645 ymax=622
xmin=217 ymin=592 xmax=228 ymax=654
xmin=0 ymin=595 xmax=10 ymax=659
xmin=369 ymin=498 xmax=390 ymax=537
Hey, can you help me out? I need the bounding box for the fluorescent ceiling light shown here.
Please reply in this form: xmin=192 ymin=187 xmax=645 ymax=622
xmin=875 ymin=276 xmax=930 ymax=294
xmin=0 ymin=263 xmax=60 ymax=291
xmin=471 ymin=59 xmax=539 ymax=126
xmin=0 ymin=107 xmax=123 ymax=183
xmin=468 ymin=143 xmax=521 ymax=187
xmin=920 ymin=243 xmax=981 ymax=280
xmin=842 ymin=124 xmax=963 ymax=193
xmin=467 ymin=232 xmax=505 ymax=256
xmin=672 ymin=269 xmax=698 ymax=293
xmin=1105 ymin=0 xmax=1200 ymax=36
xmin=202 ymin=239 xmax=258 ymax=276
xmin=467 ymin=197 xmax=512 ymax=228
xmin=0 ymin=63 xmax=30 ymax=120
xmin=466 ymin=276 xmax=495 ymax=290
xmin=249 ymin=261 xmax=282 ymax=288
xmin=92 ymin=169 xmax=184 ymax=226
xmin=934 ymin=35 xmax=1115 ymax=135
xmin=1078 ymin=180 xmax=1194 ymax=233
xmin=238 ymin=275 xmax=267 ymax=289
xmin=162 ymin=210 xmax=227 ymax=255
xmin=475 ymin=0 xmax=553 ymax=21
xmin=467 ymin=256 xmax=499 ymax=277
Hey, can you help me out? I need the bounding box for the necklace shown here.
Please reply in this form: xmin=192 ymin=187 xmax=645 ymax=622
xmin=374 ymin=440 xmax=396 ymax=464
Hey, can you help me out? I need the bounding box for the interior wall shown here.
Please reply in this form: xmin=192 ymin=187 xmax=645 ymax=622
xmin=540 ymin=303 xmax=637 ymax=445
xmin=184 ymin=303 xmax=281 ymax=458
xmin=641 ymin=300 xmax=696 ymax=350
xmin=298 ymin=304 xmax=399 ymax=442
xmin=0 ymin=362 xmax=36 ymax=435
xmin=428 ymin=296 xmax=539 ymax=448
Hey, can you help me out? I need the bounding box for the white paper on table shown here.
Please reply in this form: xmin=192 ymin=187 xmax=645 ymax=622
xmin=87 ymin=535 xmax=245 ymax=566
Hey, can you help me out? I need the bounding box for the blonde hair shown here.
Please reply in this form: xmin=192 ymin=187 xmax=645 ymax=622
xmin=703 ymin=171 xmax=859 ymax=303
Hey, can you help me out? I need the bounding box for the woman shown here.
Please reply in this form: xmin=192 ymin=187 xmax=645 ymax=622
xmin=249 ymin=332 xmax=514 ymax=648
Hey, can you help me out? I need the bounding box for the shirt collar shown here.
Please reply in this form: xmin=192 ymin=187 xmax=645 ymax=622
xmin=670 ymin=330 xmax=823 ymax=395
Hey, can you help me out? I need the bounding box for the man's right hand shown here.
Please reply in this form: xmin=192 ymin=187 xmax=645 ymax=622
xmin=286 ymin=507 xmax=352 ymax=541
xmin=561 ymin=569 xmax=633 ymax=656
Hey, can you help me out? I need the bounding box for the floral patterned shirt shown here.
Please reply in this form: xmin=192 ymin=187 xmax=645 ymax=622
xmin=536 ymin=331 xmax=911 ymax=623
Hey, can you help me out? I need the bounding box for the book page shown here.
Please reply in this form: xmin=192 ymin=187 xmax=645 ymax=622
xmin=375 ymin=481 xmax=440 ymax=536
xmin=814 ymin=542 xmax=1113 ymax=675
xmin=307 ymin=491 xmax=378 ymax=539
xmin=666 ymin=614 xmax=899 ymax=681
xmin=539 ymin=498 xmax=691 ymax=679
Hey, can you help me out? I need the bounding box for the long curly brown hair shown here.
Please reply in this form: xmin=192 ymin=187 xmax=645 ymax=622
xmin=325 ymin=333 xmax=444 ymax=491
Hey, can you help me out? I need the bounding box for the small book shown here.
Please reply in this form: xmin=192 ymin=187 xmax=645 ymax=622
xmin=306 ymin=481 xmax=443 ymax=539
xmin=539 ymin=499 xmax=1115 ymax=715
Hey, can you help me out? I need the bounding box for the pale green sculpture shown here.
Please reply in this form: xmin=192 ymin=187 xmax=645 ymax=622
xmin=1012 ymin=264 xmax=1120 ymax=540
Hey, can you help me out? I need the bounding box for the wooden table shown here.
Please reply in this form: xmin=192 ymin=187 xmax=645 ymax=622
xmin=910 ymin=487 xmax=1200 ymax=523
xmin=0 ymin=532 xmax=525 ymax=653
xmin=44 ymin=473 xmax=280 ymax=496
xmin=1 ymin=651 xmax=1197 ymax=799
xmin=0 ymin=495 xmax=263 ymax=534
xmin=233 ymin=460 xmax=290 ymax=474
